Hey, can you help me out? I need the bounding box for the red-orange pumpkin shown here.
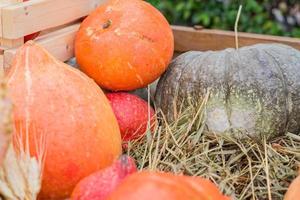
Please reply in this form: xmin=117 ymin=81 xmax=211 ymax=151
xmin=75 ymin=0 xmax=174 ymax=91
xmin=106 ymin=92 xmax=156 ymax=142
xmin=284 ymin=168 xmax=300 ymax=200
xmin=107 ymin=171 xmax=231 ymax=200
xmin=6 ymin=41 xmax=122 ymax=199
xmin=71 ymin=155 xmax=137 ymax=200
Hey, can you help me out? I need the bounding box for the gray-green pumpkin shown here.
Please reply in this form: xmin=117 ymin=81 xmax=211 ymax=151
xmin=155 ymin=43 xmax=300 ymax=140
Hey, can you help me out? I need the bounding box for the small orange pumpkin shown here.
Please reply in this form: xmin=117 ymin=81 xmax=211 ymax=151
xmin=107 ymin=171 xmax=231 ymax=200
xmin=75 ymin=0 xmax=174 ymax=91
xmin=7 ymin=41 xmax=122 ymax=199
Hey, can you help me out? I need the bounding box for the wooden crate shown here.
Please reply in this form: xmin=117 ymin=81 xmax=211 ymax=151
xmin=1 ymin=0 xmax=300 ymax=70
xmin=172 ymin=26 xmax=300 ymax=53
xmin=0 ymin=0 xmax=104 ymax=69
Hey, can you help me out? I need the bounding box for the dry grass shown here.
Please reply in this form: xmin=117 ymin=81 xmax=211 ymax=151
xmin=0 ymin=129 xmax=46 ymax=200
xmin=126 ymin=96 xmax=300 ymax=200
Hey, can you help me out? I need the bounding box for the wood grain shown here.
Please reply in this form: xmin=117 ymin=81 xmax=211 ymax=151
xmin=3 ymin=22 xmax=80 ymax=69
xmin=0 ymin=0 xmax=24 ymax=47
xmin=1 ymin=0 xmax=104 ymax=39
xmin=172 ymin=26 xmax=300 ymax=52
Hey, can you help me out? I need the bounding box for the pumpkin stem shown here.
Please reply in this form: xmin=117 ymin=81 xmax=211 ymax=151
xmin=102 ymin=19 xmax=112 ymax=29
xmin=234 ymin=5 xmax=243 ymax=50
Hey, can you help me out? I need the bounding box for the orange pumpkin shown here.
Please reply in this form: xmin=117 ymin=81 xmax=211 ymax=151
xmin=107 ymin=171 xmax=231 ymax=200
xmin=75 ymin=0 xmax=174 ymax=91
xmin=6 ymin=41 xmax=122 ymax=199
xmin=284 ymin=168 xmax=300 ymax=200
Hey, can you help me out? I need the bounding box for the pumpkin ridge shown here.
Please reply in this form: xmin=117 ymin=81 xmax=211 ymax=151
xmin=190 ymin=52 xmax=212 ymax=102
xmin=167 ymin=52 xmax=201 ymax=118
xmin=241 ymin=47 xmax=265 ymax=137
xmin=24 ymin=47 xmax=34 ymax=142
xmin=177 ymin=52 xmax=205 ymax=99
xmin=234 ymin=45 xmax=289 ymax=137
xmin=223 ymin=49 xmax=235 ymax=129
xmin=177 ymin=54 xmax=203 ymax=111
xmin=262 ymin=48 xmax=290 ymax=134
xmin=159 ymin=52 xmax=197 ymax=111
xmin=268 ymin=45 xmax=300 ymax=134
xmin=185 ymin=52 xmax=212 ymax=105
xmin=196 ymin=51 xmax=231 ymax=133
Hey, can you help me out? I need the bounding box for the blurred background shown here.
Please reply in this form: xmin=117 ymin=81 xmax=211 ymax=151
xmin=147 ymin=0 xmax=300 ymax=37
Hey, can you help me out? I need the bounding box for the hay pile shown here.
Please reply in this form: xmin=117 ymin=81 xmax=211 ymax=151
xmin=126 ymin=97 xmax=300 ymax=200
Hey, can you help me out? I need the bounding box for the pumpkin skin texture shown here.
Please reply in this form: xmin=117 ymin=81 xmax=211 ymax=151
xmin=6 ymin=42 xmax=122 ymax=199
xmin=284 ymin=171 xmax=300 ymax=200
xmin=75 ymin=0 xmax=174 ymax=91
xmin=0 ymin=71 xmax=12 ymax=165
xmin=106 ymin=92 xmax=156 ymax=142
xmin=107 ymin=171 xmax=230 ymax=200
xmin=155 ymin=44 xmax=300 ymax=140
xmin=71 ymin=155 xmax=137 ymax=200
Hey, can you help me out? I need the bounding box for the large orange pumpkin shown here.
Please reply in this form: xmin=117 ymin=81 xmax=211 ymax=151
xmin=6 ymin=41 xmax=122 ymax=199
xmin=75 ymin=0 xmax=174 ymax=91
xmin=107 ymin=171 xmax=230 ymax=200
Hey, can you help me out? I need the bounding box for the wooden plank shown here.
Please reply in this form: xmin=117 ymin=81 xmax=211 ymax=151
xmin=3 ymin=22 xmax=80 ymax=69
xmin=0 ymin=0 xmax=24 ymax=47
xmin=0 ymin=1 xmax=14 ymax=36
xmin=172 ymin=26 xmax=300 ymax=52
xmin=0 ymin=37 xmax=23 ymax=47
xmin=0 ymin=0 xmax=22 ymax=36
xmin=0 ymin=0 xmax=23 ymax=70
xmin=1 ymin=0 xmax=104 ymax=39
xmin=0 ymin=0 xmax=19 ymax=4
xmin=37 ymin=19 xmax=82 ymax=40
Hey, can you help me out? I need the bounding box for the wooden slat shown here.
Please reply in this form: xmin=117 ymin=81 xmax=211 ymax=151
xmin=0 ymin=0 xmax=23 ymax=70
xmin=0 ymin=1 xmax=15 ymax=36
xmin=172 ymin=26 xmax=300 ymax=52
xmin=3 ymin=22 xmax=80 ymax=69
xmin=36 ymin=19 xmax=82 ymax=40
xmin=0 ymin=0 xmax=24 ymax=47
xmin=0 ymin=37 xmax=23 ymax=46
xmin=1 ymin=0 xmax=104 ymax=39
xmin=0 ymin=0 xmax=19 ymax=3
